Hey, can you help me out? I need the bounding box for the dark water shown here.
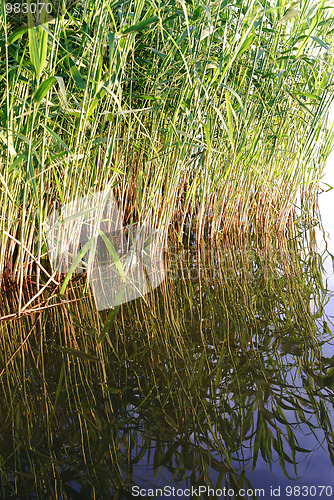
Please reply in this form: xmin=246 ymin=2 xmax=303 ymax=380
xmin=0 ymin=223 xmax=334 ymax=499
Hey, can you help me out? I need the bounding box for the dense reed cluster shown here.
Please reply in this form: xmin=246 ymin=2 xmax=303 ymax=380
xmin=0 ymin=0 xmax=334 ymax=287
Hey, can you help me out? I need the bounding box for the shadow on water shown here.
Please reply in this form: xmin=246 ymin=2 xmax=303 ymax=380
xmin=0 ymin=226 xmax=334 ymax=499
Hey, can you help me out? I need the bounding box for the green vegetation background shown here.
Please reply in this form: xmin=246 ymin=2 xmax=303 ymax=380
xmin=0 ymin=0 xmax=334 ymax=284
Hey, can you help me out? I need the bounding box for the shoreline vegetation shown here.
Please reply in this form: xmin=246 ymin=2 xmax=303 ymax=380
xmin=1 ymin=2 xmax=334 ymax=494
xmin=1 ymin=0 xmax=334 ymax=293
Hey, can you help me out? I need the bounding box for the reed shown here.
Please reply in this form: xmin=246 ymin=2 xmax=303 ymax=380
xmin=0 ymin=0 xmax=334 ymax=288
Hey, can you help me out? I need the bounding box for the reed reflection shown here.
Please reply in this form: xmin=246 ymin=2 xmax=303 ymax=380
xmin=0 ymin=227 xmax=333 ymax=498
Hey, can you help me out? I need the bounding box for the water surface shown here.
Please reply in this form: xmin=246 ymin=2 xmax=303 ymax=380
xmin=1 ymin=217 xmax=334 ymax=498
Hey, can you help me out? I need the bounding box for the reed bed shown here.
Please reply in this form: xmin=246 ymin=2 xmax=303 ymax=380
xmin=1 ymin=0 xmax=334 ymax=289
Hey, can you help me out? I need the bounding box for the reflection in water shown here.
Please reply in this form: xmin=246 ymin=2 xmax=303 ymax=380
xmin=317 ymin=148 xmax=334 ymax=364
xmin=0 ymin=227 xmax=334 ymax=498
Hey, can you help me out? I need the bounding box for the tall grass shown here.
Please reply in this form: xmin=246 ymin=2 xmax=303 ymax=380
xmin=0 ymin=0 xmax=334 ymax=289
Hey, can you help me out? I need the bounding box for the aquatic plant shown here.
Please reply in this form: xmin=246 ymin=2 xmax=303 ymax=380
xmin=0 ymin=0 xmax=334 ymax=293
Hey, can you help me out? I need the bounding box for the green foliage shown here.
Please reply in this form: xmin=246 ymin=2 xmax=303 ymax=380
xmin=0 ymin=0 xmax=334 ymax=289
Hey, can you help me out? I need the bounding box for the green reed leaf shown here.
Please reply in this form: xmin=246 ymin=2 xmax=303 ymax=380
xmin=53 ymin=345 xmax=99 ymax=362
xmin=67 ymin=57 xmax=86 ymax=90
xmin=60 ymin=239 xmax=94 ymax=295
xmin=33 ymin=76 xmax=56 ymax=102
xmin=28 ymin=25 xmax=48 ymax=79
xmin=123 ymin=16 xmax=159 ymax=34
xmin=97 ymin=229 xmax=126 ymax=283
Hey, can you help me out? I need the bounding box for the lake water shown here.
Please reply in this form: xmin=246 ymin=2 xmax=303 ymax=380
xmin=0 ymin=153 xmax=334 ymax=498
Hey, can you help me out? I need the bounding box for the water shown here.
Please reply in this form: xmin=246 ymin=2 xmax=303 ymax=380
xmin=1 ymin=170 xmax=334 ymax=498
xmin=317 ymin=148 xmax=334 ymax=339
